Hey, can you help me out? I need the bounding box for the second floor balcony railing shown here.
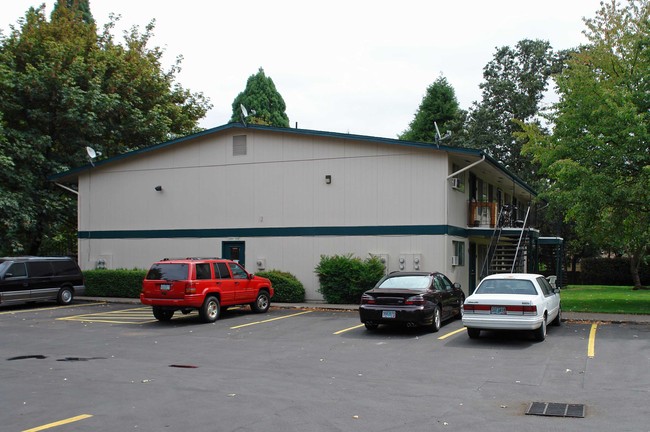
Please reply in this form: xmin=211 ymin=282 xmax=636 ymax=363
xmin=468 ymin=202 xmax=529 ymax=228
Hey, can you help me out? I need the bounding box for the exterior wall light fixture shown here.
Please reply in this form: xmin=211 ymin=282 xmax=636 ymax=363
xmin=154 ymin=185 xmax=163 ymax=192
xmin=325 ymin=175 xmax=332 ymax=184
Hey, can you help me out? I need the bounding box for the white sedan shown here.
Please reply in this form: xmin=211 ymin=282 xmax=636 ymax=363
xmin=462 ymin=273 xmax=561 ymax=341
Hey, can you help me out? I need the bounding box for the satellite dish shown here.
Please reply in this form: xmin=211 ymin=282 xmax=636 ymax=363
xmin=86 ymin=146 xmax=97 ymax=159
xmin=240 ymin=104 xmax=248 ymax=127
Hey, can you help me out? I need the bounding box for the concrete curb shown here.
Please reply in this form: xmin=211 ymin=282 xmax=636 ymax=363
xmin=76 ymin=297 xmax=650 ymax=324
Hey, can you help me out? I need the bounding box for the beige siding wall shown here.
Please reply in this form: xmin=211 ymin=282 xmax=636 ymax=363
xmin=77 ymin=129 xmax=470 ymax=300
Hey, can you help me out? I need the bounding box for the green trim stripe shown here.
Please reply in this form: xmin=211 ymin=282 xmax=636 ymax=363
xmin=79 ymin=225 xmax=469 ymax=239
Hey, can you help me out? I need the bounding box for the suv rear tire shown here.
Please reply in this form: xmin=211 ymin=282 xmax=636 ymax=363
xmin=251 ymin=291 xmax=270 ymax=313
xmin=200 ymin=296 xmax=220 ymax=323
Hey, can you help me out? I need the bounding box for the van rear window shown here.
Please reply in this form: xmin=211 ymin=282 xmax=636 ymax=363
xmin=146 ymin=263 xmax=188 ymax=281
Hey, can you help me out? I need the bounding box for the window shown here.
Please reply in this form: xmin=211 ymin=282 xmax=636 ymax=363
xmin=26 ymin=262 xmax=54 ymax=277
xmin=229 ymin=262 xmax=248 ymax=279
xmin=213 ymin=262 xmax=230 ymax=279
xmin=195 ymin=263 xmax=212 ymax=280
xmin=145 ymin=263 xmax=188 ymax=281
xmin=452 ymin=241 xmax=465 ymax=266
xmin=233 ymin=135 xmax=247 ymax=156
xmin=6 ymin=263 xmax=27 ymax=278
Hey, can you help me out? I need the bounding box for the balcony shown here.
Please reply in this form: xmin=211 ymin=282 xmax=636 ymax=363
xmin=468 ymin=202 xmax=529 ymax=228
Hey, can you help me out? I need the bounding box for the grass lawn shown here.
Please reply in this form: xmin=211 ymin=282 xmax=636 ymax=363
xmin=561 ymin=285 xmax=650 ymax=314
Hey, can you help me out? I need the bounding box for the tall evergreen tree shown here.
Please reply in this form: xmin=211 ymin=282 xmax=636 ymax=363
xmin=399 ymin=76 xmax=465 ymax=146
xmin=230 ymin=67 xmax=289 ymax=127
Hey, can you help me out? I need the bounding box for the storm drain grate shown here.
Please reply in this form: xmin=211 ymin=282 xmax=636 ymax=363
xmin=526 ymin=402 xmax=585 ymax=418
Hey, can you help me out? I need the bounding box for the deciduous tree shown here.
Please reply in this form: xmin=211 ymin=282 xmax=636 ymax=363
xmin=522 ymin=0 xmax=650 ymax=289
xmin=0 ymin=2 xmax=211 ymax=255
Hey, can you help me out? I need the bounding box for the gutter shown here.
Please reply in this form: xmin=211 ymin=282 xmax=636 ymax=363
xmin=447 ymin=155 xmax=486 ymax=179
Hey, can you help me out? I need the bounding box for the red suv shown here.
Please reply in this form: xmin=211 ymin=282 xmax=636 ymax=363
xmin=140 ymin=257 xmax=273 ymax=323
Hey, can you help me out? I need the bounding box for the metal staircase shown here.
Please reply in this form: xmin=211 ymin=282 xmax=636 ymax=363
xmin=480 ymin=206 xmax=531 ymax=278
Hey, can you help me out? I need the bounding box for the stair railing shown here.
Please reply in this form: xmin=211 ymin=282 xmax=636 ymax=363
xmin=511 ymin=206 xmax=531 ymax=273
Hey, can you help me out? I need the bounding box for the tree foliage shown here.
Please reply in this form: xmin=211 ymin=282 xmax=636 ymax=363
xmin=466 ymin=39 xmax=558 ymax=182
xmin=522 ymin=0 xmax=650 ymax=289
xmin=0 ymin=2 xmax=211 ymax=255
xmin=399 ymin=76 xmax=465 ymax=146
xmin=229 ymin=67 xmax=289 ymax=127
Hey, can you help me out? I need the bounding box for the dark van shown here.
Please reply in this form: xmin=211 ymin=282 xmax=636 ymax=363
xmin=0 ymin=257 xmax=85 ymax=306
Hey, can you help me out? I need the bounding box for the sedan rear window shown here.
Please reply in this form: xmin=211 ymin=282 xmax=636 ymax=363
xmin=146 ymin=263 xmax=188 ymax=281
xmin=475 ymin=279 xmax=537 ymax=295
xmin=377 ymin=276 xmax=430 ymax=290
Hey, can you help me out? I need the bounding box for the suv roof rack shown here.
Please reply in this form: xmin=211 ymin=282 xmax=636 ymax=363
xmin=161 ymin=257 xmax=221 ymax=261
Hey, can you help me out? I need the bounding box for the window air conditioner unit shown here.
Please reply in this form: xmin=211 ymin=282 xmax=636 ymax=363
xmin=451 ymin=178 xmax=460 ymax=189
xmin=451 ymin=255 xmax=459 ymax=266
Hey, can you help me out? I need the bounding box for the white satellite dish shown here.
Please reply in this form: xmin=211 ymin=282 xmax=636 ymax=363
xmin=240 ymin=104 xmax=249 ymax=127
xmin=86 ymin=146 xmax=97 ymax=159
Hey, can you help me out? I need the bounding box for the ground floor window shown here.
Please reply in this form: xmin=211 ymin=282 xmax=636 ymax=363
xmin=452 ymin=241 xmax=465 ymax=266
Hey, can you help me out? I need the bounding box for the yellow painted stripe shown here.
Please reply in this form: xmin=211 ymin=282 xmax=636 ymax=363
xmin=438 ymin=327 xmax=466 ymax=340
xmin=22 ymin=414 xmax=93 ymax=432
xmin=333 ymin=324 xmax=365 ymax=334
xmin=588 ymin=323 xmax=598 ymax=358
xmin=0 ymin=302 xmax=106 ymax=315
xmin=230 ymin=311 xmax=312 ymax=329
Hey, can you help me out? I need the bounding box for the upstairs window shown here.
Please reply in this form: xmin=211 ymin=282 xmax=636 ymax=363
xmin=233 ymin=135 xmax=247 ymax=156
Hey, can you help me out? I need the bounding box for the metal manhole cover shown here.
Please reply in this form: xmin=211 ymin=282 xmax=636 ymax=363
xmin=526 ymin=402 xmax=585 ymax=418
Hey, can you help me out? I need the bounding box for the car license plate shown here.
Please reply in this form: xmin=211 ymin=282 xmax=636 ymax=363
xmin=491 ymin=306 xmax=506 ymax=315
xmin=160 ymin=284 xmax=171 ymax=291
xmin=382 ymin=311 xmax=396 ymax=319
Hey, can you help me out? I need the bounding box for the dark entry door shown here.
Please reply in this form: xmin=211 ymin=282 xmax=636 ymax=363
xmin=222 ymin=241 xmax=246 ymax=267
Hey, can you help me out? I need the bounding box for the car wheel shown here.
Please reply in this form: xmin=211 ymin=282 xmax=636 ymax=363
xmin=534 ymin=316 xmax=547 ymax=341
xmin=200 ymin=296 xmax=220 ymax=323
xmin=57 ymin=286 xmax=74 ymax=305
xmin=153 ymin=307 xmax=174 ymax=321
xmin=364 ymin=322 xmax=379 ymax=330
xmin=551 ymin=306 xmax=562 ymax=327
xmin=250 ymin=291 xmax=270 ymax=313
xmin=467 ymin=328 xmax=481 ymax=339
xmin=430 ymin=305 xmax=442 ymax=332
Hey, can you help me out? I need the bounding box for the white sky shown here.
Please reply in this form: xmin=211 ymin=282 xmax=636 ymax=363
xmin=2 ymin=0 xmax=602 ymax=138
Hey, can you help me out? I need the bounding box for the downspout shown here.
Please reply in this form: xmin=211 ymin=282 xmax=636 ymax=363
xmin=447 ymin=155 xmax=486 ymax=179
xmin=54 ymin=182 xmax=79 ymax=196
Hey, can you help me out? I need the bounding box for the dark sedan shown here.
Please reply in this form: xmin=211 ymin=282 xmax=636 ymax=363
xmin=359 ymin=271 xmax=465 ymax=331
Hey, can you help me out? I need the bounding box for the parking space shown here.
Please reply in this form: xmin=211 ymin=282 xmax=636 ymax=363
xmin=1 ymin=302 xmax=647 ymax=432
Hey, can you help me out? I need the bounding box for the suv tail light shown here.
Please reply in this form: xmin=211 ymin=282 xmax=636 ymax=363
xmin=360 ymin=294 xmax=376 ymax=305
xmin=185 ymin=282 xmax=197 ymax=294
xmin=404 ymin=295 xmax=425 ymax=306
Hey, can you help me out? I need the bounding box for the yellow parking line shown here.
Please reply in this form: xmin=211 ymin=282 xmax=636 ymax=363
xmin=588 ymin=323 xmax=598 ymax=358
xmin=230 ymin=311 xmax=312 ymax=329
xmin=438 ymin=327 xmax=466 ymax=340
xmin=333 ymin=324 xmax=365 ymax=334
xmin=0 ymin=302 xmax=106 ymax=315
xmin=22 ymin=414 xmax=93 ymax=432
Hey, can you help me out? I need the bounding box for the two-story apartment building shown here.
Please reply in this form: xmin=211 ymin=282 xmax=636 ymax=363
xmin=52 ymin=123 xmax=551 ymax=300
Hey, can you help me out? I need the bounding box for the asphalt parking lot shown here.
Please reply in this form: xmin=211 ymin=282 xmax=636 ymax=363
xmin=1 ymin=302 xmax=648 ymax=432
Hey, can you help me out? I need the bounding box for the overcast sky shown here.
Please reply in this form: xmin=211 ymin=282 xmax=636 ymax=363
xmin=3 ymin=1 xmax=603 ymax=138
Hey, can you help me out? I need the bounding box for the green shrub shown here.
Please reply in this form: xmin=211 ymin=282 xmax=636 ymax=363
xmin=256 ymin=270 xmax=305 ymax=303
xmin=315 ymin=254 xmax=385 ymax=304
xmin=83 ymin=269 xmax=147 ymax=298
